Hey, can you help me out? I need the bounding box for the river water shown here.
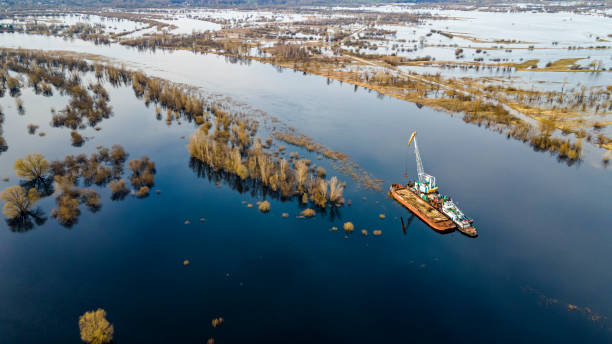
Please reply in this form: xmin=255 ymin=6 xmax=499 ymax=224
xmin=0 ymin=33 xmax=611 ymax=343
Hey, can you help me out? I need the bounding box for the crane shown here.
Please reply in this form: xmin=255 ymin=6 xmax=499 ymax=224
xmin=408 ymin=131 xmax=438 ymax=194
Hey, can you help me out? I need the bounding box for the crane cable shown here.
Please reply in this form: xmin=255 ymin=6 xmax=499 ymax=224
xmin=404 ymin=143 xmax=408 ymax=178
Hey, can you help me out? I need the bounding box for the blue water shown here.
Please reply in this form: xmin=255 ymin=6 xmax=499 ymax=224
xmin=0 ymin=35 xmax=611 ymax=343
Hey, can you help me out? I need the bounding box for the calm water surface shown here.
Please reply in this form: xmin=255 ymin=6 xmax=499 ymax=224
xmin=0 ymin=33 xmax=611 ymax=343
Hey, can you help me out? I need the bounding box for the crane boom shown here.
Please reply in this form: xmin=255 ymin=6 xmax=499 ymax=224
xmin=408 ymin=131 xmax=416 ymax=147
xmin=413 ymin=137 xmax=425 ymax=183
xmin=407 ymin=131 xmax=425 ymax=184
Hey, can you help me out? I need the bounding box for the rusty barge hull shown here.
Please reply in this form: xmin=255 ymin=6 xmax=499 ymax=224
xmin=390 ymin=184 xmax=456 ymax=232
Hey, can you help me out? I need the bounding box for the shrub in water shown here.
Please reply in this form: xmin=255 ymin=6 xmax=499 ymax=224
xmin=14 ymin=153 xmax=49 ymax=181
xmin=136 ymin=186 xmax=150 ymax=198
xmin=71 ymin=131 xmax=84 ymax=146
xmin=0 ymin=185 xmax=40 ymax=219
xmin=109 ymin=179 xmax=128 ymax=197
xmin=258 ymin=200 xmax=271 ymax=213
xmin=301 ymin=208 xmax=315 ymax=217
xmin=79 ymin=308 xmax=113 ymax=344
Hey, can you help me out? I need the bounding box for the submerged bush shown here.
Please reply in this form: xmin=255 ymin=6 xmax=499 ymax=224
xmin=0 ymin=136 xmax=7 ymax=152
xmin=71 ymin=131 xmax=84 ymax=146
xmin=27 ymin=124 xmax=39 ymax=134
xmin=136 ymin=186 xmax=150 ymax=198
xmin=128 ymin=156 xmax=156 ymax=188
xmin=328 ymin=176 xmax=344 ymax=205
xmin=603 ymin=151 xmax=611 ymax=166
xmin=50 ymin=175 xmax=96 ymax=226
xmin=80 ymin=189 xmax=101 ymax=210
xmin=39 ymin=81 xmax=52 ymax=96
xmin=301 ymin=208 xmax=315 ymax=217
xmin=109 ymin=178 xmax=128 ymax=198
xmin=211 ymin=317 xmax=224 ymax=328
xmin=79 ymin=308 xmax=114 ymax=344
xmin=48 ymin=81 xmax=112 ymax=129
xmin=15 ymin=97 xmax=24 ymax=113
xmin=188 ymin=127 xmax=345 ymax=205
xmin=22 ymin=144 xmax=155 ymax=225
xmin=109 ymin=145 xmax=127 ymax=164
xmin=53 ymin=192 xmax=80 ymax=226
xmin=6 ymin=77 xmax=20 ymax=92
xmin=92 ymin=166 xmax=111 ymax=185
xmin=309 ymin=178 xmax=328 ymax=208
xmin=0 ymin=185 xmax=40 ymax=219
xmin=14 ymin=153 xmax=49 ymax=181
xmin=316 ymin=166 xmax=326 ymax=178
xmin=258 ymin=200 xmax=271 ymax=213
xmin=295 ymin=160 xmax=308 ymax=192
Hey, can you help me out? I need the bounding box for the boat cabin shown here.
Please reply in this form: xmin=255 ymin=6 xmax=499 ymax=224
xmin=415 ymin=173 xmax=438 ymax=194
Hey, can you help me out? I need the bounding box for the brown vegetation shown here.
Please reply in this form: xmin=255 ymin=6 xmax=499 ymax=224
xmin=188 ymin=123 xmax=346 ymax=207
xmin=27 ymin=124 xmax=39 ymax=134
xmin=109 ymin=178 xmax=128 ymax=198
xmin=1 ymin=145 xmax=155 ymax=225
xmin=15 ymin=97 xmax=24 ymax=112
xmin=71 ymin=131 xmax=84 ymax=146
xmin=14 ymin=153 xmax=49 ymax=181
xmin=258 ymin=200 xmax=271 ymax=213
xmin=66 ymin=12 xmax=604 ymax=162
xmin=136 ymin=186 xmax=150 ymax=198
xmin=1 ymin=185 xmax=40 ymax=219
xmin=128 ymin=156 xmax=156 ymax=188
xmin=212 ymin=317 xmax=224 ymax=328
xmin=80 ymin=189 xmax=101 ymax=210
xmin=52 ymin=176 xmax=82 ymax=226
xmin=79 ymin=308 xmax=114 ymax=344
xmin=0 ymin=48 xmax=380 ymax=209
xmin=301 ymin=208 xmax=315 ymax=217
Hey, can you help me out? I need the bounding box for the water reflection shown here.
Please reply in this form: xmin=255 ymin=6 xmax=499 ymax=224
xmin=224 ymin=55 xmax=252 ymax=65
xmin=20 ymin=176 xmax=54 ymax=198
xmin=5 ymin=207 xmax=47 ymax=232
xmin=8 ymin=88 xmax=20 ymax=98
xmin=400 ymin=213 xmax=418 ymax=234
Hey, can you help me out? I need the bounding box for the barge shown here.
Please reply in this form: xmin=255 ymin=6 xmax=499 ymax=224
xmin=390 ymin=183 xmax=455 ymax=232
xmin=391 ymin=131 xmax=478 ymax=237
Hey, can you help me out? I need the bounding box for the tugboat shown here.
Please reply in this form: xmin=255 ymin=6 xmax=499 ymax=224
xmin=441 ymin=199 xmax=477 ymax=237
xmin=390 ymin=131 xmax=478 ymax=237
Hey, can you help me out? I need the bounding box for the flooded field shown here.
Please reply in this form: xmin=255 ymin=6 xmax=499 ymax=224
xmin=0 ymin=2 xmax=611 ymax=344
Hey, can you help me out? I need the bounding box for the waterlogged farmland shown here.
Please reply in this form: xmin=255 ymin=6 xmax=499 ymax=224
xmin=4 ymin=4 xmax=608 ymax=161
xmin=0 ymin=3 xmax=611 ymax=344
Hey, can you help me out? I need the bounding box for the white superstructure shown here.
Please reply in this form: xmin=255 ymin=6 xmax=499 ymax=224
xmin=441 ymin=200 xmax=471 ymax=229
